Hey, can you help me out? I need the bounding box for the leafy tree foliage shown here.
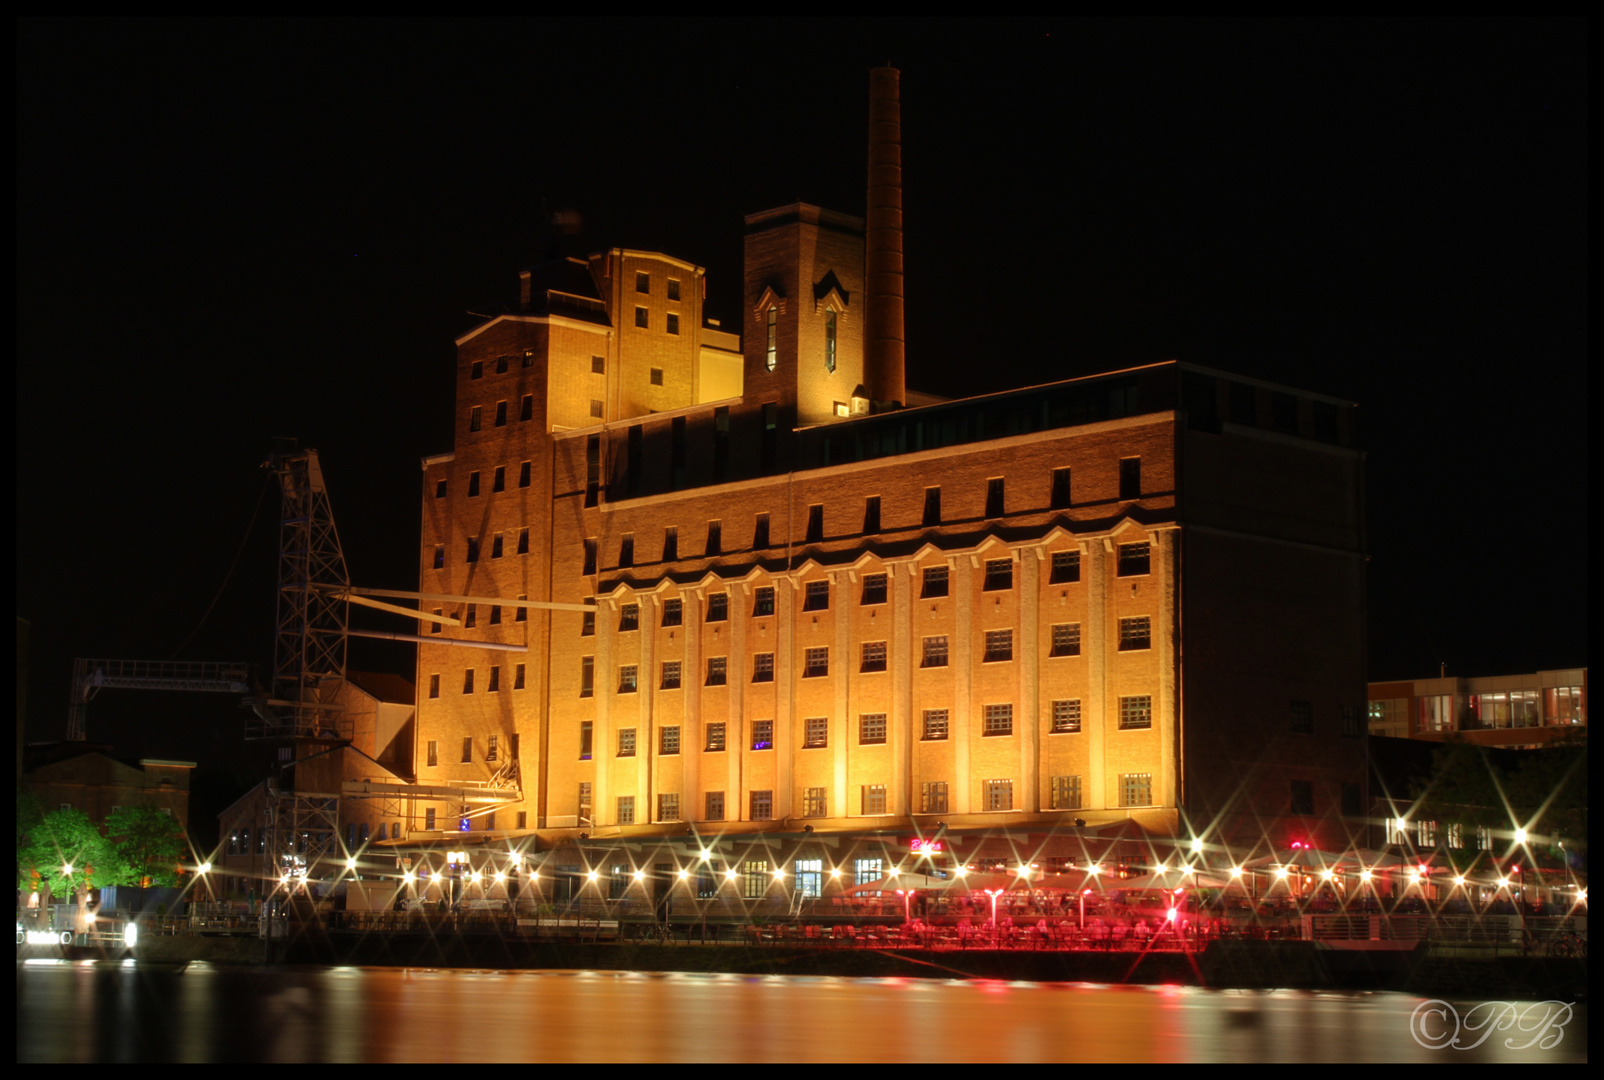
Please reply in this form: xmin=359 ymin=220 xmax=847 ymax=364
xmin=17 ymin=807 xmax=131 ymax=928
xmin=106 ymin=805 xmax=187 ymax=888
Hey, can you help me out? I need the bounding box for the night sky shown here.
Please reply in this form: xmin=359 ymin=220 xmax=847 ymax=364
xmin=17 ymin=18 xmax=1587 ymax=794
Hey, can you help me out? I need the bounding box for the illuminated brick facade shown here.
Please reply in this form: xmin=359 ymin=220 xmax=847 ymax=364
xmin=405 ymin=216 xmax=1370 ymax=862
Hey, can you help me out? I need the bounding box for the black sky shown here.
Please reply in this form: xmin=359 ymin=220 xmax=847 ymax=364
xmin=17 ymin=18 xmax=1588 ymax=782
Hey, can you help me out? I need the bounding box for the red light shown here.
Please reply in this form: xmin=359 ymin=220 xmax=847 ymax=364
xmin=1165 ymin=908 xmax=1177 ymax=921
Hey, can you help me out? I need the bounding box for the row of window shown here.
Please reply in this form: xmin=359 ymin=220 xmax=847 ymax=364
xmin=468 ymin=351 xmax=537 ymax=380
xmin=428 ymin=665 xmax=528 ymax=697
xmin=599 ymin=773 xmax=1151 ymax=825
xmin=424 ymin=733 xmax=520 ymax=766
xmin=575 ymin=698 xmax=1149 ymax=756
xmin=436 ymin=462 xmax=535 ymax=500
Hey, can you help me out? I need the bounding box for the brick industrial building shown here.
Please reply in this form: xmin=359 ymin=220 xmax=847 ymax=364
xmin=393 ymin=69 xmax=1368 ymax=889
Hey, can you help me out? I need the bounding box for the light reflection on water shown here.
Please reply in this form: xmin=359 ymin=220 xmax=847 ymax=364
xmin=14 ymin=961 xmax=1587 ymax=1063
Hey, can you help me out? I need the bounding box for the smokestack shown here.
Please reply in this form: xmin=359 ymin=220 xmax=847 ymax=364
xmin=865 ymin=66 xmax=905 ymax=407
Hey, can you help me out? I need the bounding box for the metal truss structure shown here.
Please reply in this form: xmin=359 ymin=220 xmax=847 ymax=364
xmin=67 ymin=659 xmax=253 ymax=741
xmin=248 ymin=440 xmax=351 ymax=741
xmin=264 ymin=781 xmax=341 ymax=883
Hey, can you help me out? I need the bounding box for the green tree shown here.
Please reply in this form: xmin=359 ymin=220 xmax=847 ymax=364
xmin=17 ymin=807 xmax=131 ymax=932
xmin=105 ymin=805 xmax=187 ymax=888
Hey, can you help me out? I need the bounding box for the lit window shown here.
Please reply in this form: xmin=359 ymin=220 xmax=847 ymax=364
xmin=765 ymin=307 xmax=778 ymax=372
xmin=803 ymin=716 xmax=828 ymax=749
xmin=804 ymin=787 xmax=827 ymax=817
xmin=1052 ymin=700 xmax=1082 ymax=734
xmin=1120 ymin=773 xmax=1152 ymax=807
xmin=706 ymin=723 xmax=726 ymax=752
xmin=922 ymin=709 xmax=948 ymax=741
xmin=618 ymin=729 xmax=637 ymax=757
xmin=1119 ymin=696 xmax=1152 ymax=730
xmin=921 ymin=782 xmax=948 ymax=814
xmin=861 ymin=784 xmax=886 ymax=816
xmin=983 ymin=704 xmax=1013 ymax=736
xmin=985 ymin=779 xmax=1013 ymax=812
xmin=751 ymin=721 xmax=774 ymax=751
xmin=1051 ymin=776 xmax=1082 ymax=810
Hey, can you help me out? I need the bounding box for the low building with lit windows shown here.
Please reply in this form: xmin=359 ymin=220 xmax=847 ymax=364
xmin=1367 ymin=668 xmax=1587 ymax=748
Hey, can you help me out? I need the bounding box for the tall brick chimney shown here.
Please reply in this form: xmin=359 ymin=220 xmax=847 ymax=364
xmin=864 ymin=66 xmax=905 ymax=408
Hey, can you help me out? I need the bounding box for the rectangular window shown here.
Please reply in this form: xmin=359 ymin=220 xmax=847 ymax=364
xmin=861 ymin=784 xmax=887 ymax=816
xmin=487 ymin=666 xmax=500 ymax=692
xmin=1341 ymin=782 xmax=1363 ymax=818
xmin=985 ymin=477 xmax=1005 ymax=518
xmin=922 ymin=709 xmax=949 ymax=741
xmin=1120 ymin=457 xmax=1141 ymax=499
xmin=580 ymin=656 xmax=594 ymax=698
xmin=922 ymin=636 xmax=949 ymax=667
xmin=435 ymin=478 xmax=448 ymax=499
xmin=983 ymin=558 xmax=1013 ymax=591
xmin=1273 ymin=392 xmax=1298 ymax=433
xmin=592 ymin=355 xmax=605 ymax=375
xmin=1119 ymin=695 xmax=1152 ymax=730
xmin=617 ymin=796 xmax=636 ymax=825
xmin=707 ymin=593 xmax=728 ymax=621
xmin=803 ymin=581 xmax=830 ymax=611
xmin=858 ymin=575 xmax=889 ymax=608
xmin=983 ymin=630 xmax=1013 ymax=663
xmin=427 ymin=740 xmax=438 ymax=767
xmin=429 ymin=674 xmax=440 ymax=699
xmin=1050 ymin=623 xmax=1081 ymax=657
xmin=660 ymin=661 xmax=681 ymax=690
xmin=636 ymin=271 xmax=650 ymax=293
xmin=1051 ymin=699 xmax=1082 ymax=734
xmin=825 ymin=309 xmax=837 ymax=372
xmin=635 ymin=307 xmax=649 ymax=329
xmin=854 ymin=858 xmax=884 ymax=885
xmin=464 ymin=604 xmax=477 ymax=629
xmin=803 ymin=647 xmax=829 ymax=678
xmin=859 ymin=713 xmax=887 ymax=745
xmin=1290 ymin=700 xmax=1313 ymax=734
xmin=922 ymin=487 xmax=941 ymax=526
xmin=803 ymin=716 xmax=828 ymax=749
xmin=618 ymin=666 xmax=638 ymax=694
xmin=491 ymin=534 xmax=504 ymax=560
xmin=657 ymin=793 xmax=681 ymax=821
xmin=431 ymin=609 xmax=442 ymax=634
xmin=749 ymin=791 xmax=773 ymax=822
xmin=666 ymin=313 xmax=680 ymax=336
xmin=743 ymin=858 xmax=770 ymax=898
xmin=619 ymin=534 xmax=634 ymax=568
xmin=487 ymin=734 xmax=499 ymax=761
xmin=466 ymin=537 xmax=479 ymax=563
xmin=705 ymin=791 xmax=725 ymax=821
xmin=753 ymin=512 xmax=770 ymax=549
xmin=618 ymin=728 xmax=637 ymax=756
xmin=706 ymin=519 xmax=721 ymax=555
xmin=1230 ymin=381 xmax=1257 ymax=423
xmin=1120 ymin=773 xmax=1152 ymax=808
xmin=650 ymin=367 xmax=664 ymax=386
xmin=983 ymin=703 xmax=1014 ymax=736
xmin=620 ymin=604 xmax=639 ymax=631
xmin=754 ymin=586 xmax=775 ymax=616
xmin=469 ymin=406 xmax=482 ymax=431
xmin=579 ymin=722 xmax=592 ymax=760
xmin=920 ymin=782 xmax=949 ymax=814
xmin=515 ymin=594 xmax=528 ymax=623
xmin=752 ymin=653 xmax=774 ymax=682
xmin=1051 ymin=776 xmax=1082 ymax=811
xmin=667 ymin=278 xmax=680 ymax=301
xmin=662 ymin=598 xmax=682 ymax=626
xmin=519 ymin=460 xmax=531 ymax=487
xmin=581 ymin=605 xmax=594 ymax=635
xmin=862 ymin=495 xmax=881 ymax=534
xmin=1051 ymin=467 xmax=1072 ymax=509
xmin=521 ymin=395 xmax=533 ymax=422
xmin=463 ymin=670 xmax=475 ymax=694
xmin=805 ymin=504 xmax=824 ymax=543
xmin=518 ymin=527 xmax=529 ymax=555
xmin=765 ymin=306 xmax=778 ymax=371
xmin=514 ymin=664 xmax=525 ymax=690
xmin=702 ymin=656 xmax=727 ymax=686
xmin=517 ymin=811 xmax=527 ymax=830
xmin=662 ymin=527 xmax=678 ymax=561
xmin=510 ymin=733 xmax=520 ymax=758
xmin=660 ymin=727 xmax=680 ymax=756
xmin=1118 ymin=616 xmax=1151 ymax=651
xmin=922 ymin=566 xmax=949 ymax=598
xmin=706 ymin=722 xmax=726 ymax=752
xmin=985 ymin=779 xmax=1013 ymax=812
xmin=751 ymin=720 xmax=774 ymax=751
xmin=590 ymin=399 xmax=604 ymax=419
xmin=1117 ymin=542 xmax=1151 ymax=577
xmin=1340 ymin=705 xmax=1361 ymax=738
xmin=468 ymin=471 xmax=482 ymax=497
xmin=579 ymin=782 xmax=592 ymax=823
xmin=804 ymin=787 xmax=827 ymax=817
xmin=494 ymin=401 xmax=507 ymax=427
xmin=1050 ymin=550 xmax=1080 ymax=584
xmin=860 ymin=641 xmax=887 ymax=673
xmin=1290 ymin=780 xmax=1314 ymax=816
xmin=461 ymin=737 xmax=473 ymax=763
xmin=433 ymin=543 xmax=445 ymax=569
xmin=583 ymin=538 xmax=597 ymax=576
xmin=425 ymin=808 xmax=436 ymax=830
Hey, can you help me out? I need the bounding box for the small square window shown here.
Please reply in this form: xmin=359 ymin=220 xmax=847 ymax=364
xmin=1050 ymin=550 xmax=1080 ymax=584
xmin=753 ymin=653 xmax=774 ymax=682
xmin=985 ymin=779 xmax=1013 ymax=812
xmin=470 ymin=361 xmax=483 ymax=380
xmin=1050 ymin=623 xmax=1080 ymax=657
xmin=922 ymin=636 xmax=949 ymax=667
xmin=590 ymin=399 xmax=604 ymax=419
xmin=592 ymin=355 xmax=606 ymax=374
xmin=983 ymin=703 xmax=1013 ymax=736
xmin=618 ymin=728 xmax=637 ymax=756
xmin=803 ymin=647 xmax=829 ymax=678
xmin=803 ymin=716 xmax=829 ymax=749
xmin=1117 ymin=542 xmax=1151 ymax=577
xmin=750 ymin=790 xmax=773 ymax=821
xmin=983 ymin=630 xmax=1013 ymax=663
xmin=861 ymin=784 xmax=887 ymax=816
xmin=1052 ymin=699 xmax=1082 ymax=734
xmin=922 ymin=709 xmax=949 ymax=741
xmin=1118 ymin=616 xmax=1151 ymax=651
xmin=803 ymin=581 xmax=830 ymax=611
xmin=667 ymin=278 xmax=681 ymax=301
xmin=1119 ymin=695 xmax=1152 ymax=730
xmin=657 ymin=793 xmax=681 ymax=821
xmin=921 ymin=781 xmax=949 ymax=814
xmin=660 ymin=727 xmax=680 ymax=756
xmin=861 ymin=573 xmax=887 ymax=605
xmin=619 ymin=666 xmax=638 ymax=693
xmin=983 ymin=558 xmax=1013 ymax=591
xmin=1051 ymin=776 xmax=1082 ymax=811
xmin=1120 ymin=773 xmax=1152 ymax=807
xmin=922 ymin=565 xmax=949 ymax=598
xmin=860 ymin=641 xmax=887 ymax=673
xmin=751 ymin=720 xmax=774 ymax=751
xmin=666 ymin=313 xmax=680 ymax=336
xmin=635 ymin=307 xmax=649 ymax=329
xmin=650 ymin=367 xmax=664 ymax=386
xmin=804 ymin=787 xmax=827 ymax=817
xmin=859 ymin=714 xmax=887 ymax=745
xmin=706 ymin=656 xmax=727 ymax=686
xmin=636 ymin=271 xmax=650 ymax=294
